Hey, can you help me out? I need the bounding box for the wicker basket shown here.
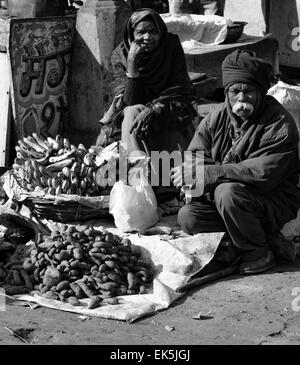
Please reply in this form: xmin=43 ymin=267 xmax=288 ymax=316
xmin=23 ymin=196 xmax=110 ymax=223
xmin=222 ymin=21 xmax=248 ymax=44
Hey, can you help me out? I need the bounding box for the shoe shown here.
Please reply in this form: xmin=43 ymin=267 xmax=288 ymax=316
xmin=267 ymin=232 xmax=296 ymax=263
xmin=239 ymin=250 xmax=275 ymax=275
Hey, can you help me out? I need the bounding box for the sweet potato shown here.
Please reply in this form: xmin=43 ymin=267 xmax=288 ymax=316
xmin=87 ymin=296 xmax=102 ymax=309
xmin=43 ymin=291 xmax=59 ymax=300
xmin=54 ymin=250 xmax=71 ymax=262
xmin=76 ymin=280 xmax=96 ymax=298
xmin=56 ymin=280 xmax=70 ymax=292
xmin=97 ymin=282 xmax=118 ymax=291
xmin=102 ymin=297 xmax=119 ymax=305
xmin=105 ymin=260 xmax=117 ymax=269
xmin=68 ymin=296 xmax=80 ymax=306
xmin=69 ymin=282 xmax=84 ymax=299
xmin=127 ymin=272 xmax=140 ymax=290
xmin=73 ymin=248 xmax=84 ymax=260
xmin=99 ymin=264 xmax=107 ymax=272
xmin=43 ymin=267 xmax=61 ymax=287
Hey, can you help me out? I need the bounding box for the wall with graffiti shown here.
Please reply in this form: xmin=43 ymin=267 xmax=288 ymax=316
xmin=9 ymin=16 xmax=76 ymax=139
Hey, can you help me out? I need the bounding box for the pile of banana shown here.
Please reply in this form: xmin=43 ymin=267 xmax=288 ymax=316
xmin=13 ymin=134 xmax=106 ymax=196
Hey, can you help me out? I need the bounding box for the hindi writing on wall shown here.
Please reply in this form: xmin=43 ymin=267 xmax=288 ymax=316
xmin=9 ymin=16 xmax=76 ymax=139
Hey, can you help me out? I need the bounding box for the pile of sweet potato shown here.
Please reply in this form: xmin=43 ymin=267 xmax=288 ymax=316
xmin=1 ymin=225 xmax=153 ymax=309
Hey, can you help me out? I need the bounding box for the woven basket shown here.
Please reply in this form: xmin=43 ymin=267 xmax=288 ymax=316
xmin=23 ymin=196 xmax=110 ymax=223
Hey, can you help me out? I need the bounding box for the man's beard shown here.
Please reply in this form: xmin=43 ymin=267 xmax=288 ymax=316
xmin=232 ymin=101 xmax=254 ymax=118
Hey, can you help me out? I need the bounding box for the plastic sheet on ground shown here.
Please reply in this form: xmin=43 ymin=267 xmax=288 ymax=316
xmin=5 ymin=214 xmax=224 ymax=322
xmin=161 ymin=13 xmax=232 ymax=50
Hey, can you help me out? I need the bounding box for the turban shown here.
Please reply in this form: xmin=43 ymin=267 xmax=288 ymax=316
xmin=222 ymin=50 xmax=273 ymax=94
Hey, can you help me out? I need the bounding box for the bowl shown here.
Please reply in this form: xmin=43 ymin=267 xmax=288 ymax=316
xmin=222 ymin=21 xmax=248 ymax=44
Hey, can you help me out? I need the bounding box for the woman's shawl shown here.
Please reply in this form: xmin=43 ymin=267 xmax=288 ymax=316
xmin=110 ymin=8 xmax=195 ymax=105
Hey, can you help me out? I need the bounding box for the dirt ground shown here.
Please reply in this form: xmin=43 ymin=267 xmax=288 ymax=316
xmin=1 ymin=256 xmax=300 ymax=346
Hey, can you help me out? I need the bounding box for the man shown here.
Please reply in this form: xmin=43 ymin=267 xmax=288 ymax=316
xmin=171 ymin=49 xmax=300 ymax=274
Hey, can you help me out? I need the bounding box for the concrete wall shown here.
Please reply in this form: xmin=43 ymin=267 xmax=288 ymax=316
xmin=67 ymin=0 xmax=131 ymax=147
xmin=269 ymin=0 xmax=300 ymax=68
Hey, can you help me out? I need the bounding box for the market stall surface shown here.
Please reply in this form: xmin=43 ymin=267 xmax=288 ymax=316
xmin=0 ymin=212 xmax=300 ymax=346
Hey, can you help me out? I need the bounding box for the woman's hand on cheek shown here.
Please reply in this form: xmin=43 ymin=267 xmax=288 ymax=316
xmin=127 ymin=41 xmax=145 ymax=74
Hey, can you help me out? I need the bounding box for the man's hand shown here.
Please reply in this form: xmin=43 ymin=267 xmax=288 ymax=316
xmin=170 ymin=154 xmax=204 ymax=198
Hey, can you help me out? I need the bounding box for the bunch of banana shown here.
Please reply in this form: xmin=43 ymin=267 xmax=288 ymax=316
xmin=12 ymin=134 xmax=100 ymax=196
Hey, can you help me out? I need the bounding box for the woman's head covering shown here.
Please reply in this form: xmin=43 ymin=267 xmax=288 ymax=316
xmin=222 ymin=50 xmax=273 ymax=94
xmin=123 ymin=8 xmax=167 ymax=53
xmin=111 ymin=8 xmax=194 ymax=104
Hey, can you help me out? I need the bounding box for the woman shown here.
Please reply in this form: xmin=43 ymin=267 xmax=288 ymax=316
xmin=97 ymin=8 xmax=196 ymax=153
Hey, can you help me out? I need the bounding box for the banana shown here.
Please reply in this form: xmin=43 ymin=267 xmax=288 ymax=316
xmin=70 ymin=161 xmax=80 ymax=173
xmin=71 ymin=177 xmax=79 ymax=189
xmin=48 ymin=149 xmax=75 ymax=164
xmin=78 ymin=143 xmax=87 ymax=152
xmin=46 ymin=158 xmax=75 ymax=172
xmin=36 ymin=152 xmax=50 ymax=166
xmin=27 ymin=183 xmax=34 ymax=192
xmin=47 ymin=137 xmax=60 ymax=151
xmin=40 ymin=176 xmax=49 ymax=187
xmin=49 ymin=187 xmax=55 ymax=195
xmin=51 ymin=177 xmax=58 ymax=189
xmin=31 ymin=159 xmax=40 ymax=173
xmin=55 ymin=185 xmax=62 ymax=195
xmin=14 ymin=157 xmax=26 ymax=165
xmin=70 ymin=171 xmax=77 ymax=181
xmin=33 ymin=170 xmax=39 ymax=181
xmin=80 ymin=180 xmax=86 ymax=191
xmin=57 ymin=172 xmax=64 ymax=182
xmin=62 ymin=167 xmax=70 ymax=178
xmin=86 ymin=167 xmax=94 ymax=180
xmin=63 ymin=138 xmax=71 ymax=150
xmin=32 ymin=133 xmax=50 ymax=150
xmin=17 ymin=151 xmax=30 ymax=160
xmin=38 ymin=165 xmax=53 ymax=178
xmin=62 ymin=179 xmax=70 ymax=193
xmin=12 ymin=163 xmax=23 ymax=171
xmin=83 ymin=153 xmax=94 ymax=166
xmin=19 ymin=140 xmax=43 ymax=159
xmin=23 ymin=136 xmax=46 ymax=154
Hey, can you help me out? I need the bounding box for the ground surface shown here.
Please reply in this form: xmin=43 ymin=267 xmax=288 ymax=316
xmin=0 ymin=256 xmax=300 ymax=346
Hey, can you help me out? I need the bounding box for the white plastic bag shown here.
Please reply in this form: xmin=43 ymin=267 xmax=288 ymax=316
xmin=268 ymin=81 xmax=300 ymax=239
xmin=109 ymin=179 xmax=159 ymax=233
xmin=268 ymin=81 xmax=300 ymax=156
